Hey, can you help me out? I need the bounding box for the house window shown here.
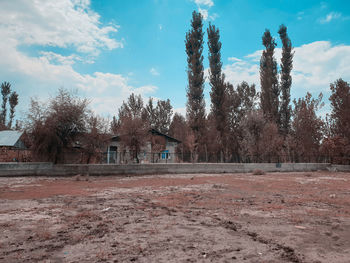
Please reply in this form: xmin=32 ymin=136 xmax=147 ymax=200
xmin=161 ymin=150 xmax=170 ymax=160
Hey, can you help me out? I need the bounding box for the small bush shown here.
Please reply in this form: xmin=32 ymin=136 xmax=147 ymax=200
xmin=252 ymin=169 xmax=265 ymax=175
xmin=74 ymin=174 xmax=81 ymax=181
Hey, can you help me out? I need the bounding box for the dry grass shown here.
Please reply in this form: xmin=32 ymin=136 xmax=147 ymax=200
xmin=34 ymin=228 xmax=52 ymax=241
xmin=71 ymin=232 xmax=85 ymax=243
xmin=289 ymin=214 xmax=304 ymax=224
xmin=252 ymin=169 xmax=265 ymax=175
xmin=74 ymin=174 xmax=82 ymax=181
xmin=261 ymin=203 xmax=286 ymax=212
xmin=74 ymin=174 xmax=90 ymax=181
xmin=73 ymin=210 xmax=96 ymax=222
xmin=33 ymin=219 xmax=53 ymax=241
xmin=96 ymin=248 xmax=108 ymax=261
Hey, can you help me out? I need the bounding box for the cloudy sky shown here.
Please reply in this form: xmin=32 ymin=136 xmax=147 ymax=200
xmin=1 ymin=0 xmax=350 ymax=119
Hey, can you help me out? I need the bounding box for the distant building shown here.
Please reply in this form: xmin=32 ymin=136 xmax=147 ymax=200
xmin=0 ymin=130 xmax=31 ymax=162
xmin=106 ymin=129 xmax=181 ymax=164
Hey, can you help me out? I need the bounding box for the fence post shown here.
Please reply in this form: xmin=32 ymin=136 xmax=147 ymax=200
xmin=107 ymin=147 xmax=110 ymax=164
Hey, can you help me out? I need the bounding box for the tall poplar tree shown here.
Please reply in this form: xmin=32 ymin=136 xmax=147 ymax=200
xmin=0 ymin=82 xmax=11 ymax=126
xmin=260 ymin=30 xmax=279 ymax=124
xmin=278 ymin=24 xmax=293 ymax=136
xmin=185 ymin=11 xmax=206 ymax=160
xmin=207 ymin=23 xmax=226 ymax=161
xmin=8 ymin=91 xmax=18 ymax=129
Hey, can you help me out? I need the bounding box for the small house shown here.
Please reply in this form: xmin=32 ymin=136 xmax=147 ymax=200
xmin=106 ymin=129 xmax=181 ymax=164
xmin=0 ymin=130 xmax=31 ymax=162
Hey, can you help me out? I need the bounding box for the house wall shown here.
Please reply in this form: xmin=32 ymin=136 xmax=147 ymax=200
xmin=106 ymin=139 xmax=179 ymax=164
xmin=0 ymin=147 xmax=32 ymax=162
xmin=153 ymin=141 xmax=178 ymax=163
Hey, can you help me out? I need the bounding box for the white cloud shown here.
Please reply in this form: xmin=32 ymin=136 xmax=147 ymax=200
xmin=133 ymin=85 xmax=158 ymax=95
xmin=193 ymin=0 xmax=214 ymax=7
xmin=192 ymin=0 xmax=215 ymax=21
xmin=209 ymin=13 xmax=219 ymax=20
xmin=0 ymin=0 xmax=157 ymax=118
xmin=198 ymin=8 xmax=209 ymax=20
xmin=40 ymin=51 xmax=83 ymax=65
xmin=223 ymin=41 xmax=350 ymax=100
xmin=320 ymin=12 xmax=342 ymax=24
xmin=0 ymin=0 xmax=122 ymax=56
xmin=173 ymin=107 xmax=186 ymax=117
xmin=0 ymin=39 xmax=157 ymax=116
xmin=150 ymin=67 xmax=160 ymax=76
xmin=228 ymin=57 xmax=242 ymax=62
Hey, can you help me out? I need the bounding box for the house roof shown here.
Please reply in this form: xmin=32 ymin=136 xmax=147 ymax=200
xmin=149 ymin=129 xmax=181 ymax=143
xmin=110 ymin=129 xmax=181 ymax=143
xmin=0 ymin=130 xmax=23 ymax=147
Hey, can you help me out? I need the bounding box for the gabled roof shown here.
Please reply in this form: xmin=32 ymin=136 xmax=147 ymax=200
xmin=0 ymin=130 xmax=23 ymax=147
xmin=110 ymin=129 xmax=181 ymax=143
xmin=150 ymin=129 xmax=181 ymax=143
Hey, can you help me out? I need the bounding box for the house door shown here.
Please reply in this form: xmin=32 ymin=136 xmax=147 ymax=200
xmin=108 ymin=146 xmax=118 ymax=164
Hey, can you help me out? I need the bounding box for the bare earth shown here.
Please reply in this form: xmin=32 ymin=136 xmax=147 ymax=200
xmin=0 ymin=171 xmax=349 ymax=263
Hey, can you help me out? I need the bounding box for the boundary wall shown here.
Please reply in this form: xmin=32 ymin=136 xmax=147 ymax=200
xmin=1 ymin=162 xmax=349 ymax=177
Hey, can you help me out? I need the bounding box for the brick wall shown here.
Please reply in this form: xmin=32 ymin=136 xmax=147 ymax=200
xmin=0 ymin=147 xmax=32 ymax=162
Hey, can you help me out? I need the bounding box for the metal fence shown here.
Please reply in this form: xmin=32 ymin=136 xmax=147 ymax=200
xmin=21 ymin=149 xmax=350 ymax=165
xmin=100 ymin=151 xmax=349 ymax=165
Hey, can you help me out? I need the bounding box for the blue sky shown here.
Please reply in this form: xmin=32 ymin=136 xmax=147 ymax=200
xmin=1 ymin=0 xmax=350 ymax=120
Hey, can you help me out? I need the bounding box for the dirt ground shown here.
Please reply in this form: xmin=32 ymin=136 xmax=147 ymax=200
xmin=0 ymin=171 xmax=349 ymax=263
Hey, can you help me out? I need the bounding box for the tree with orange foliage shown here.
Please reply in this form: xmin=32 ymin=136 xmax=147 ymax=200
xmin=28 ymin=89 xmax=89 ymax=163
xmin=116 ymin=93 xmax=148 ymax=163
xmin=169 ymin=113 xmax=188 ymax=162
xmin=291 ymin=92 xmax=324 ymax=162
xmin=321 ymin=79 xmax=350 ymax=164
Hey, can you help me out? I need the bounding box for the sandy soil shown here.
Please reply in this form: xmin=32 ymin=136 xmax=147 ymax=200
xmin=0 ymin=171 xmax=349 ymax=262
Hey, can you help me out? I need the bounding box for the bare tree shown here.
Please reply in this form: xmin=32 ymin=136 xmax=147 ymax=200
xmin=321 ymin=79 xmax=350 ymax=164
xmin=83 ymin=114 xmax=109 ymax=164
xmin=28 ymin=89 xmax=89 ymax=163
xmin=226 ymin=81 xmax=258 ymax=162
xmin=116 ymin=93 xmax=148 ymax=163
xmin=169 ymin=113 xmax=189 ymax=162
xmin=240 ymin=110 xmax=265 ymax=162
xmin=291 ymin=92 xmax=324 ymax=162
xmin=259 ymin=122 xmax=283 ymax=162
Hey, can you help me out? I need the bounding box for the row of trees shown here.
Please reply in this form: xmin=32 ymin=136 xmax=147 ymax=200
xmin=82 ymin=10 xmax=350 ymax=164
xmin=20 ymin=75 xmax=349 ymax=164
xmin=111 ymin=75 xmax=349 ymax=164
xmin=181 ymin=11 xmax=350 ymax=163
xmin=4 ymin=11 xmax=349 ymax=164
